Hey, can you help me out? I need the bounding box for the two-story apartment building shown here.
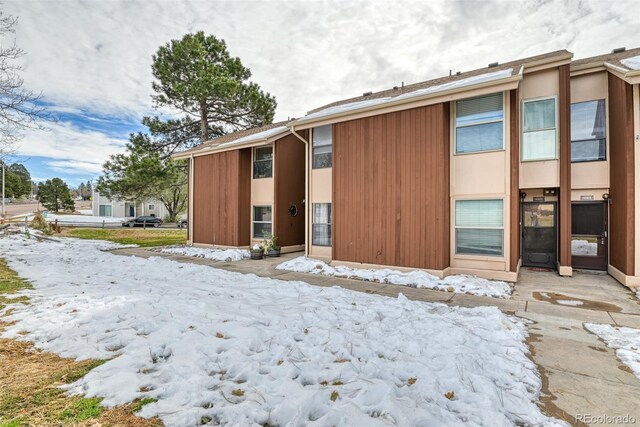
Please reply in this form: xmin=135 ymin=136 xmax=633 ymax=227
xmin=179 ymin=47 xmax=640 ymax=289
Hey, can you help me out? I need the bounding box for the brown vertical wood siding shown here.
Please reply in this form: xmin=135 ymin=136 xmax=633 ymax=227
xmin=332 ymin=103 xmax=450 ymax=270
xmin=608 ymin=74 xmax=635 ymax=275
xmin=509 ymin=89 xmax=520 ymax=272
xmin=192 ymin=150 xmax=251 ymax=247
xmin=558 ymin=64 xmax=572 ymax=268
xmin=274 ymin=132 xmax=307 ymax=247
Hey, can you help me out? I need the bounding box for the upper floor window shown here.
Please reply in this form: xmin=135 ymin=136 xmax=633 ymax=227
xmin=571 ymin=99 xmax=606 ymax=162
xmin=312 ymin=125 xmax=332 ymax=168
xmin=522 ymin=97 xmax=557 ymax=161
xmin=253 ymin=146 xmax=273 ymax=179
xmin=455 ymin=93 xmax=504 ymax=154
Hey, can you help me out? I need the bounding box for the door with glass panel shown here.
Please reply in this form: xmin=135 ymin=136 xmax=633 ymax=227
xmin=522 ymin=202 xmax=557 ymax=269
xmin=571 ymin=202 xmax=607 ymax=270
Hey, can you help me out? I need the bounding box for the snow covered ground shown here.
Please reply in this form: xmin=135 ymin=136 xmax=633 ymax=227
xmin=277 ymin=256 xmax=513 ymax=298
xmin=0 ymin=236 xmax=563 ymax=426
xmin=585 ymin=323 xmax=640 ymax=379
xmin=571 ymin=239 xmax=597 ymax=256
xmin=158 ymin=246 xmax=249 ymax=262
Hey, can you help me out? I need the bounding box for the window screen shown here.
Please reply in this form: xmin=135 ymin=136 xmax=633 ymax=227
xmin=455 ymin=93 xmax=504 ymax=153
xmin=253 ymin=146 xmax=273 ymax=178
xmin=312 ymin=125 xmax=332 ymax=168
xmin=571 ymin=100 xmax=606 ymax=162
xmin=253 ymin=206 xmax=272 ymax=238
xmin=522 ymin=98 xmax=557 ymax=161
xmin=455 ymin=199 xmax=504 ymax=256
xmin=312 ymin=203 xmax=331 ymax=246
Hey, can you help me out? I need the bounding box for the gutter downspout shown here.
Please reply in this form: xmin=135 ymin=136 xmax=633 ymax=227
xmin=290 ymin=127 xmax=310 ymax=257
xmin=188 ymin=154 xmax=194 ymax=245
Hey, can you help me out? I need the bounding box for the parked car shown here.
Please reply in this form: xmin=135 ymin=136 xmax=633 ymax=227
xmin=177 ymin=219 xmax=188 ymax=229
xmin=122 ymin=216 xmax=162 ymax=227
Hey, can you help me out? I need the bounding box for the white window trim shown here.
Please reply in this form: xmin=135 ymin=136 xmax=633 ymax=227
xmin=453 ymin=198 xmax=505 ymax=258
xmin=312 ymin=125 xmax=333 ymax=169
xmin=312 ymin=203 xmax=332 ymax=247
xmin=252 ymin=145 xmax=273 ymax=179
xmin=570 ymin=98 xmax=607 ymax=163
xmin=252 ymin=205 xmax=273 ymax=239
xmin=521 ymin=95 xmax=559 ymax=162
xmin=98 ymin=204 xmax=113 ymax=217
xmin=453 ymin=92 xmax=506 ymax=155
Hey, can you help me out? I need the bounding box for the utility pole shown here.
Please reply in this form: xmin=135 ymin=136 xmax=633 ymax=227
xmin=2 ymin=163 xmax=5 ymax=220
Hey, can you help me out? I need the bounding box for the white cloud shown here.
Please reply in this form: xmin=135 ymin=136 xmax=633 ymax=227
xmin=1 ymin=0 xmax=638 ymax=177
xmin=46 ymin=159 xmax=104 ymax=175
xmin=15 ymin=120 xmax=127 ymax=172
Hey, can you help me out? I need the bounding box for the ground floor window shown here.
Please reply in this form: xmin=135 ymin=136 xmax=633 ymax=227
xmin=253 ymin=205 xmax=272 ymax=238
xmin=312 ymin=203 xmax=331 ymax=246
xmin=455 ymin=199 xmax=503 ymax=256
xmin=98 ymin=205 xmax=112 ymax=217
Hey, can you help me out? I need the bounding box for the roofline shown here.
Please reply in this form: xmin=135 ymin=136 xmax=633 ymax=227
xmin=290 ymin=70 xmax=524 ymax=129
xmin=172 ymin=128 xmax=291 ymax=159
xmin=570 ymin=57 xmax=640 ymax=83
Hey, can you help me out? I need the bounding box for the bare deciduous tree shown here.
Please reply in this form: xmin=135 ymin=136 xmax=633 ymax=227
xmin=0 ymin=11 xmax=49 ymax=156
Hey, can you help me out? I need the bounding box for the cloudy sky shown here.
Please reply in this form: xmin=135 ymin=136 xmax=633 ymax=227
xmin=3 ymin=0 xmax=639 ymax=186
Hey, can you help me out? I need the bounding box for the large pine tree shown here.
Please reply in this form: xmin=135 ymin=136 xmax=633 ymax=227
xmin=150 ymin=31 xmax=276 ymax=145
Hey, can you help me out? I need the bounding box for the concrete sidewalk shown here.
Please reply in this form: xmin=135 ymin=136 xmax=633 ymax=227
xmin=111 ymin=247 xmax=640 ymax=426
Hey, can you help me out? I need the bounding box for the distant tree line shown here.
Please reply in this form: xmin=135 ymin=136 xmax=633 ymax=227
xmin=1 ymin=160 xmax=31 ymax=198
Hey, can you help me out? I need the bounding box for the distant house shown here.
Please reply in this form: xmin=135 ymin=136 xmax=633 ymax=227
xmin=92 ymin=190 xmax=168 ymax=219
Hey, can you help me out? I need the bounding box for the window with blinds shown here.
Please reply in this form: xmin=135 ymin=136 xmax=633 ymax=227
xmin=571 ymin=99 xmax=606 ymax=162
xmin=455 ymin=93 xmax=504 ymax=154
xmin=455 ymin=199 xmax=504 ymax=256
xmin=522 ymin=97 xmax=557 ymax=161
xmin=312 ymin=203 xmax=331 ymax=246
xmin=312 ymin=125 xmax=332 ymax=169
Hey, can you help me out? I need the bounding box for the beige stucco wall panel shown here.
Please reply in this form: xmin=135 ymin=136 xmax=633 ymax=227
xmin=251 ymin=177 xmax=274 ymax=205
xmin=520 ymin=160 xmax=560 ymax=189
xmin=520 ymin=69 xmax=559 ymax=99
xmin=571 ymin=72 xmax=608 ymax=103
xmin=310 ymin=168 xmax=332 ymax=202
xmin=452 ymin=151 xmax=506 ymax=196
xmin=571 ymin=188 xmax=609 ymax=202
xmin=572 ymin=162 xmax=609 ymax=189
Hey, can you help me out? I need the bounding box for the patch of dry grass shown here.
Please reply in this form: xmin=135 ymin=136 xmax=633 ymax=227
xmin=0 ymin=259 xmax=163 ymax=426
xmin=0 ymin=334 xmax=163 ymax=426
xmin=0 ymin=259 xmax=31 ymax=311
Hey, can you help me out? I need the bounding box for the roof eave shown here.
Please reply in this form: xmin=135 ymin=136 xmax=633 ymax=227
xmin=290 ymin=73 xmax=523 ymax=129
xmin=172 ymin=129 xmax=291 ymax=159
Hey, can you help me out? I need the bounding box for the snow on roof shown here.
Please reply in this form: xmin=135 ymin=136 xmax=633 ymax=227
xmin=621 ymin=55 xmax=640 ymax=70
xmin=217 ymin=125 xmax=289 ymax=147
xmin=298 ymin=68 xmax=514 ymax=123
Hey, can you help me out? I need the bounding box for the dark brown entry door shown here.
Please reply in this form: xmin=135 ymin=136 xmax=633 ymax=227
xmin=522 ymin=202 xmax=557 ymax=269
xmin=571 ymin=202 xmax=608 ymax=270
